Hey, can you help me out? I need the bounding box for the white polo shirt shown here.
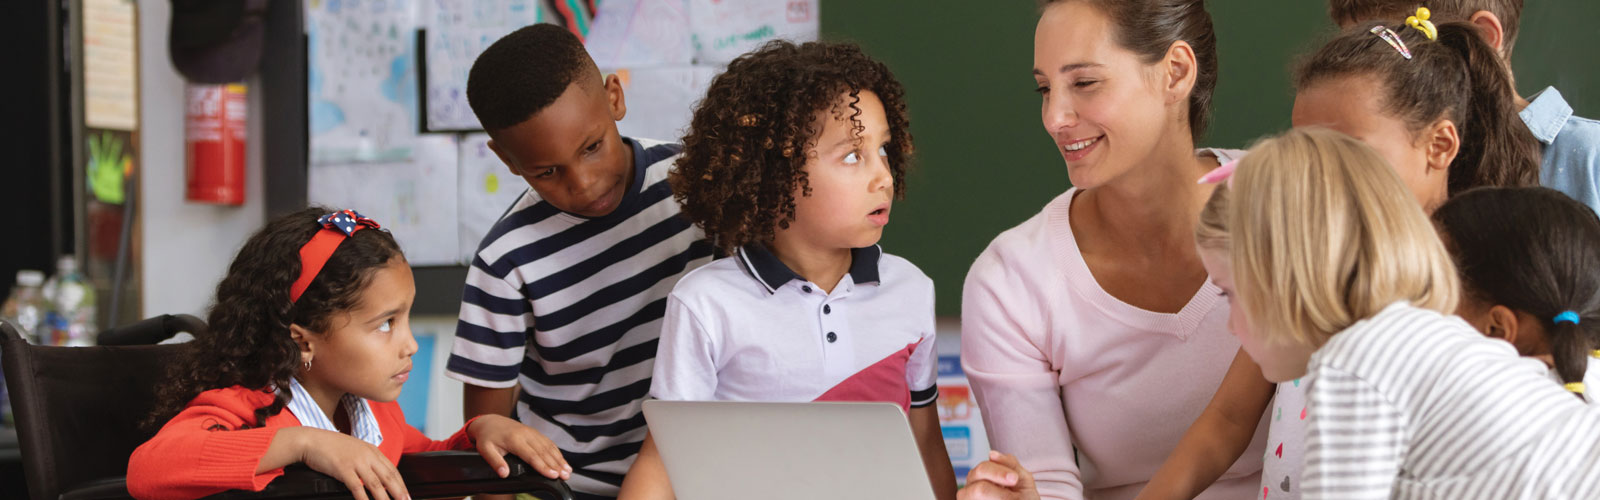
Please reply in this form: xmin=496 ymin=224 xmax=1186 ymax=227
xmin=649 ymin=244 xmax=939 ymax=413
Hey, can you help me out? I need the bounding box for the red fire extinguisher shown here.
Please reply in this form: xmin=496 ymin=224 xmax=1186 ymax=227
xmin=185 ymin=83 xmax=247 ymax=205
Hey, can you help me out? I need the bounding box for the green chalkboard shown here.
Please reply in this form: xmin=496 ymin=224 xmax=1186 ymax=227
xmin=822 ymin=1 xmax=1599 ymax=316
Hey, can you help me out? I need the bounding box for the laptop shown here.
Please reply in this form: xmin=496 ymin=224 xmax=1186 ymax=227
xmin=642 ymin=400 xmax=938 ymax=500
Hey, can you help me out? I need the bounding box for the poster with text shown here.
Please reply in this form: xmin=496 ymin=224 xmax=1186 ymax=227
xmin=688 ymin=0 xmax=817 ymax=64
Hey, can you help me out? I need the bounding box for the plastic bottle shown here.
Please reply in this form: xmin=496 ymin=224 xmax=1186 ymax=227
xmin=2 ymin=269 xmax=47 ymax=426
xmin=2 ymin=270 xmax=47 ymax=341
xmin=42 ymin=256 xmax=96 ymax=347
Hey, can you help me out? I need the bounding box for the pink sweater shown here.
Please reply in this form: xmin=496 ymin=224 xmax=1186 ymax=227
xmin=961 ymin=186 xmax=1266 ymax=500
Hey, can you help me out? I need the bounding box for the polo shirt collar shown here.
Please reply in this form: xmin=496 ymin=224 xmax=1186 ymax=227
xmin=736 ymin=243 xmax=883 ymax=294
xmin=1521 ymin=87 xmax=1574 ymax=145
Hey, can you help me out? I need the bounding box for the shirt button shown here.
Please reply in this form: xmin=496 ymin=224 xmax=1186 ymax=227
xmin=826 ymin=332 xmax=837 ymax=343
xmin=802 ymin=286 xmax=813 ymax=293
xmin=823 ymin=304 xmax=831 ymax=314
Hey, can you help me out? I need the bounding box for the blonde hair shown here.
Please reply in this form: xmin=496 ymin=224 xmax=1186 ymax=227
xmin=1210 ymin=127 xmax=1459 ymax=347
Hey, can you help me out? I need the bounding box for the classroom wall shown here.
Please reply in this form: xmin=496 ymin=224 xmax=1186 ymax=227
xmin=137 ymin=0 xmax=266 ymax=318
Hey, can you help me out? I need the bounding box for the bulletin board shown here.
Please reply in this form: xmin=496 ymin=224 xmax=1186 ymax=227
xmin=301 ymin=0 xmax=819 ymax=267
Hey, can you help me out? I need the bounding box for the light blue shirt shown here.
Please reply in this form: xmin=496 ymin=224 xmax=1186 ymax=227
xmin=286 ymin=377 xmax=384 ymax=446
xmin=1523 ymin=87 xmax=1600 ymax=215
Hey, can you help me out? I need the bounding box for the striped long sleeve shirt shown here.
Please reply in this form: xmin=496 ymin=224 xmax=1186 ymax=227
xmin=1303 ymin=302 xmax=1600 ymax=499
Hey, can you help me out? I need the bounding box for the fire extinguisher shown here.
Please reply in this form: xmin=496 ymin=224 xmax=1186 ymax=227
xmin=184 ymin=83 xmax=247 ymax=205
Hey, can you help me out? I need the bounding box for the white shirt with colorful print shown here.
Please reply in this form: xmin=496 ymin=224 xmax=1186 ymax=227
xmin=1262 ymin=376 xmax=1309 ymax=500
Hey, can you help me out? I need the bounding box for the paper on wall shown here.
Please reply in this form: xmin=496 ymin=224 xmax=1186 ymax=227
xmin=84 ymin=0 xmax=139 ymax=131
xmin=306 ymin=0 xmax=421 ymax=164
xmin=607 ymin=65 xmax=720 ymax=142
xmin=421 ymin=0 xmax=547 ymax=131
xmin=308 ymin=135 xmax=461 ymax=265
xmin=688 ymin=0 xmax=818 ymax=64
xmin=457 ymin=133 xmax=529 ymax=264
xmin=584 ymin=0 xmax=694 ymax=68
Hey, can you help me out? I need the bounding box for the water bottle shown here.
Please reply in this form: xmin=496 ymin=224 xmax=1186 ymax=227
xmin=2 ymin=269 xmax=46 ymax=426
xmin=3 ymin=270 xmax=46 ymax=341
xmin=42 ymin=256 xmax=96 ymax=347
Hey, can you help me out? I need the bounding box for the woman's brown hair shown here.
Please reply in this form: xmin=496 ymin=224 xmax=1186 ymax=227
xmin=1040 ymin=0 xmax=1220 ymax=141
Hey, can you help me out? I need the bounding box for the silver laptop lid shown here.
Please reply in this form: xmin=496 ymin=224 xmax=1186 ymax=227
xmin=642 ymin=400 xmax=937 ymax=500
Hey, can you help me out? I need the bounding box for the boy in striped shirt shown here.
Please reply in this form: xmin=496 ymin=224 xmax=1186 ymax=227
xmin=446 ymin=24 xmax=714 ymax=499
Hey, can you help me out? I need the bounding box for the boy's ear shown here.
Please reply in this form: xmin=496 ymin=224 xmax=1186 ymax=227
xmin=603 ymin=73 xmax=628 ymax=121
xmin=288 ymin=324 xmax=316 ymax=364
xmin=485 ymin=138 xmax=517 ymax=175
xmin=1160 ymin=40 xmax=1198 ymax=107
xmin=1467 ymin=10 xmax=1508 ymax=56
xmin=1422 ymin=118 xmax=1461 ymax=175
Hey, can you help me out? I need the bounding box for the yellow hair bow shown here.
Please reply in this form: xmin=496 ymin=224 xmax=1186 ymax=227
xmin=1407 ymin=7 xmax=1438 ymax=41
xmin=1566 ymin=382 xmax=1587 ymax=394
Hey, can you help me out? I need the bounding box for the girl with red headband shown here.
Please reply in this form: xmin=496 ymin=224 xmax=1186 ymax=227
xmin=128 ymin=207 xmax=570 ymax=500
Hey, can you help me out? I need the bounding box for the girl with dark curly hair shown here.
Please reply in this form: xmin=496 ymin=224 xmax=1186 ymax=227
xmin=128 ymin=207 xmax=571 ymax=500
xmin=616 ymin=40 xmax=955 ymax=500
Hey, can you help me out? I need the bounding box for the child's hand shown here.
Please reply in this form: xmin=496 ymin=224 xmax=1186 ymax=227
xmin=292 ymin=427 xmax=411 ymax=500
xmin=959 ymin=451 xmax=1040 ymax=500
xmin=467 ymin=414 xmax=573 ymax=480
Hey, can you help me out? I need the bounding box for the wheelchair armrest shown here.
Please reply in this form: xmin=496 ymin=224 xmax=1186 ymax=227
xmin=201 ymin=465 xmax=351 ymax=500
xmin=199 ymin=451 xmax=574 ymax=500
xmin=96 ymin=314 xmax=207 ymax=345
xmin=397 ymin=451 xmax=575 ymax=500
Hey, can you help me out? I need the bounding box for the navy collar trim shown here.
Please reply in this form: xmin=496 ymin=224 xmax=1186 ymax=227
xmin=735 ymin=244 xmax=883 ymax=294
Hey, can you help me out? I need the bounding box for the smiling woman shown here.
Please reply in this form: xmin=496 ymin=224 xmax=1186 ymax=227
xmin=958 ymin=1 xmax=1266 ymax=499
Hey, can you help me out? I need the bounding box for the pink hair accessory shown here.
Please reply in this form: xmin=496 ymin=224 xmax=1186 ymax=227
xmin=1197 ymin=159 xmax=1239 ymax=186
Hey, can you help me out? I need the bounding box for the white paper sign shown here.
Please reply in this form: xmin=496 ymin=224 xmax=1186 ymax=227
xmin=309 ymin=135 xmax=461 ymax=265
xmin=584 ymin=0 xmax=694 ymax=68
xmin=689 ymin=0 xmax=818 ymax=64
xmin=306 ymin=0 xmax=421 ymax=164
xmin=457 ymin=134 xmax=530 ymax=263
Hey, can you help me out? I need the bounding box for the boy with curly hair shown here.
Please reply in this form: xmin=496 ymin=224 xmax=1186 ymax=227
xmin=616 ymin=40 xmax=957 ymax=500
xmin=448 ymin=24 xmax=714 ymax=499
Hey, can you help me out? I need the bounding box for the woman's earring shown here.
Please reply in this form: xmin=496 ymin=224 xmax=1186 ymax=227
xmin=303 ymin=358 xmax=312 ymax=370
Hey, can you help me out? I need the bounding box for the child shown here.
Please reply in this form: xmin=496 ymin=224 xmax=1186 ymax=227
xmin=1129 ymin=18 xmax=1542 ymax=500
xmin=963 ymin=1 xmax=1267 ymax=498
xmin=448 ymin=24 xmax=714 ymax=498
xmin=1294 ymin=17 xmax=1541 ymax=211
xmin=1433 ymin=186 xmax=1600 ymax=404
xmin=1329 ymin=1 xmax=1600 ymax=214
xmin=1207 ymin=128 xmax=1600 ymax=499
xmin=965 ymin=128 xmax=1600 ymax=500
xmin=129 ymin=207 xmax=568 ymax=500
xmin=615 ymin=40 xmax=956 ymax=500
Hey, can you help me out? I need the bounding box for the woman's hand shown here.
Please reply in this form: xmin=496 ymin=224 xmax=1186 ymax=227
xmin=293 ymin=427 xmax=411 ymax=500
xmin=467 ymin=414 xmax=573 ymax=480
xmin=958 ymin=451 xmax=1040 ymax=500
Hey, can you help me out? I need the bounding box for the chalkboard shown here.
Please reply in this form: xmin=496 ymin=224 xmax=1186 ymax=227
xmin=822 ymin=0 xmax=1599 ymax=315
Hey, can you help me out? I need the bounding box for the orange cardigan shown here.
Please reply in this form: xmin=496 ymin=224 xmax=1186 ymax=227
xmin=127 ymin=386 xmax=477 ymax=500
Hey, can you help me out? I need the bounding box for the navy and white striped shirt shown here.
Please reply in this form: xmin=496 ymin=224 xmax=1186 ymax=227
xmin=446 ymin=137 xmax=714 ymax=498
